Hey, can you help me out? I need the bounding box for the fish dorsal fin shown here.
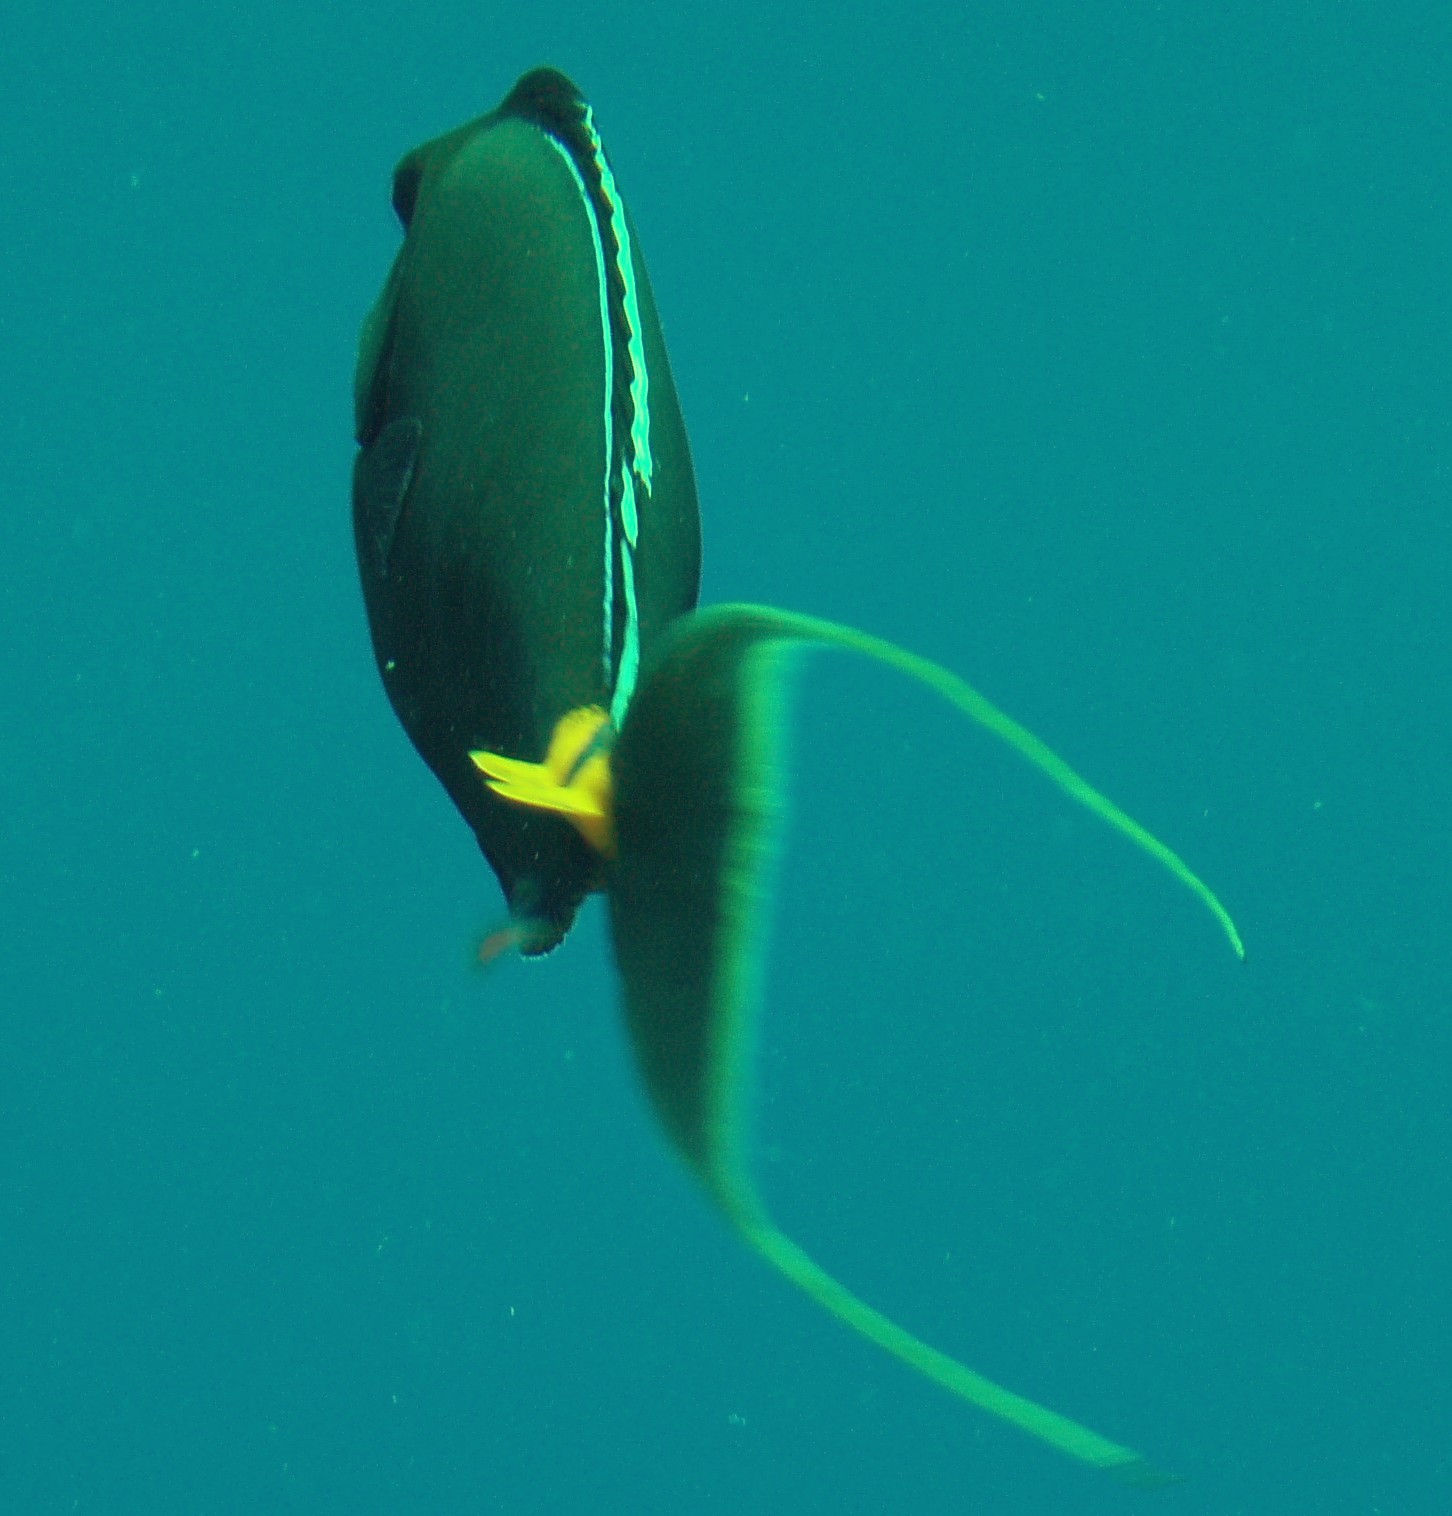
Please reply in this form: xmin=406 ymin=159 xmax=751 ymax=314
xmin=500 ymin=69 xmax=654 ymax=721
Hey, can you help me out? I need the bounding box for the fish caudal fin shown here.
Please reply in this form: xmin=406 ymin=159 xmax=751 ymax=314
xmin=605 ymin=603 xmax=1241 ymax=1478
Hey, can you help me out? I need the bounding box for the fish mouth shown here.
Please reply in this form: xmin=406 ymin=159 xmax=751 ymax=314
xmin=515 ymin=919 xmax=568 ymax=959
xmin=506 ymin=875 xmax=586 ymax=958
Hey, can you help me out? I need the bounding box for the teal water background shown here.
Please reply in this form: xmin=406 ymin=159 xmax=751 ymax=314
xmin=3 ymin=4 xmax=1448 ymax=1511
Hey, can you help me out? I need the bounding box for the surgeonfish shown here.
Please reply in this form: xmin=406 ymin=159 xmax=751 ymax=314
xmin=351 ymin=66 xmax=1242 ymax=1483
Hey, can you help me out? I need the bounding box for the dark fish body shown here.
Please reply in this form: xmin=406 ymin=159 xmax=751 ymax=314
xmin=353 ymin=69 xmax=700 ymax=949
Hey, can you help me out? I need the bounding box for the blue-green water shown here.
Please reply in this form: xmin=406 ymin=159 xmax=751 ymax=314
xmin=3 ymin=4 xmax=1448 ymax=1511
